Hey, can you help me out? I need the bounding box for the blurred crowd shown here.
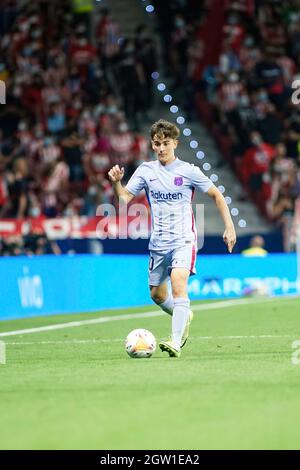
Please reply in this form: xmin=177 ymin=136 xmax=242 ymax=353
xmin=0 ymin=228 xmax=61 ymax=256
xmin=154 ymin=0 xmax=300 ymax=249
xmin=0 ymin=0 xmax=157 ymax=233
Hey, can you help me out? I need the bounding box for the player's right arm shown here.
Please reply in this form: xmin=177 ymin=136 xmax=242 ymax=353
xmin=108 ymin=165 xmax=135 ymax=204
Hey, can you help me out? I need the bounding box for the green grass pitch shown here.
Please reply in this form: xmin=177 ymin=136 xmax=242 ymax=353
xmin=0 ymin=296 xmax=300 ymax=450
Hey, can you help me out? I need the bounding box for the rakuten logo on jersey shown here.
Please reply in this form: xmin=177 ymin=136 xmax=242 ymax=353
xmin=150 ymin=190 xmax=183 ymax=201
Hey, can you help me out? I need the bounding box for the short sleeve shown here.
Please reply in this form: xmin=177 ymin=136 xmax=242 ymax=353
xmin=191 ymin=165 xmax=214 ymax=193
xmin=125 ymin=164 xmax=146 ymax=196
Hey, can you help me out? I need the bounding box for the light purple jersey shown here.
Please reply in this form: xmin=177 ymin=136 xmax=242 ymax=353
xmin=126 ymin=158 xmax=214 ymax=251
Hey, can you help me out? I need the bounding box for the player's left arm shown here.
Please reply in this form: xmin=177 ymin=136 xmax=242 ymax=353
xmin=206 ymin=185 xmax=237 ymax=253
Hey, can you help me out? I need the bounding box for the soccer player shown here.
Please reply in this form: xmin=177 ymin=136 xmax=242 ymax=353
xmin=108 ymin=119 xmax=236 ymax=357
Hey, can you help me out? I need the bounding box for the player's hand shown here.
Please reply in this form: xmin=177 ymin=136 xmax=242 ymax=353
xmin=223 ymin=226 xmax=236 ymax=253
xmin=108 ymin=165 xmax=125 ymax=183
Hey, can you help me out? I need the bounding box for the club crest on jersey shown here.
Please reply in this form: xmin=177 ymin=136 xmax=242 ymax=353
xmin=174 ymin=177 xmax=183 ymax=186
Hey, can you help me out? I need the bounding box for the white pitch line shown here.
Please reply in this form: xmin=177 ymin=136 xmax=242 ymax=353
xmin=192 ymin=334 xmax=294 ymax=340
xmin=6 ymin=339 xmax=122 ymax=345
xmin=0 ymin=296 xmax=292 ymax=338
xmin=5 ymin=334 xmax=294 ymax=346
xmin=0 ymin=311 xmax=164 ymax=338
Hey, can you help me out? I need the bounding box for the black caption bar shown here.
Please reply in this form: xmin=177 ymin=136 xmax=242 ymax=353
xmin=0 ymin=450 xmax=298 ymax=466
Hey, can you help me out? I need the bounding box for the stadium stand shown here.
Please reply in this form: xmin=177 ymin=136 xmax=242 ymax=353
xmin=0 ymin=0 xmax=156 ymax=255
xmin=154 ymin=0 xmax=300 ymax=250
xmin=1 ymin=0 xmax=300 ymax=254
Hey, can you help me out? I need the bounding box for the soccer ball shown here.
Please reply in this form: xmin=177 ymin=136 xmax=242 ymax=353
xmin=125 ymin=329 xmax=156 ymax=358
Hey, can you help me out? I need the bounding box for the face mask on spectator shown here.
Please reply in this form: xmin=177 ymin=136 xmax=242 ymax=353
xmin=31 ymin=29 xmax=42 ymax=39
xmin=13 ymin=86 xmax=22 ymax=98
xmin=259 ymin=91 xmax=268 ymax=102
xmin=252 ymin=135 xmax=262 ymax=146
xmin=119 ymin=123 xmax=129 ymax=133
xmin=44 ymin=137 xmax=53 ymax=146
xmin=228 ymin=15 xmax=238 ymax=25
xmin=29 ymin=206 xmax=41 ymax=217
xmin=82 ymin=111 xmax=91 ymax=120
xmin=79 ymin=38 xmax=87 ymax=47
xmin=281 ymin=173 xmax=290 ymax=183
xmin=240 ymin=95 xmax=250 ymax=107
xmin=35 ymin=130 xmax=44 ymax=138
xmin=19 ymin=22 xmax=30 ymax=32
xmin=88 ymin=185 xmax=97 ymax=196
xmin=228 ymin=73 xmax=239 ymax=83
xmin=31 ymin=65 xmax=42 ymax=75
xmin=76 ymin=24 xmax=86 ymax=34
xmin=94 ymin=104 xmax=105 ymax=116
xmin=65 ymin=207 xmax=75 ymax=217
xmin=74 ymin=100 xmax=82 ymax=110
xmin=18 ymin=122 xmax=27 ymax=131
xmin=23 ymin=46 xmax=33 ymax=57
xmin=30 ymin=16 xmax=39 ymax=25
xmin=244 ymin=37 xmax=254 ymax=47
xmin=175 ymin=18 xmax=185 ymax=29
xmin=94 ymin=69 xmax=103 ymax=78
xmin=15 ymin=76 xmax=25 ymax=85
xmin=107 ymin=105 xmax=118 ymax=114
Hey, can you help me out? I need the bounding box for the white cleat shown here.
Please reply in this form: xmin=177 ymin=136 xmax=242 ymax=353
xmin=159 ymin=340 xmax=181 ymax=358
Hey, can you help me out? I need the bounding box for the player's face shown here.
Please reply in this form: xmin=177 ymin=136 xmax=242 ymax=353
xmin=151 ymin=135 xmax=178 ymax=165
